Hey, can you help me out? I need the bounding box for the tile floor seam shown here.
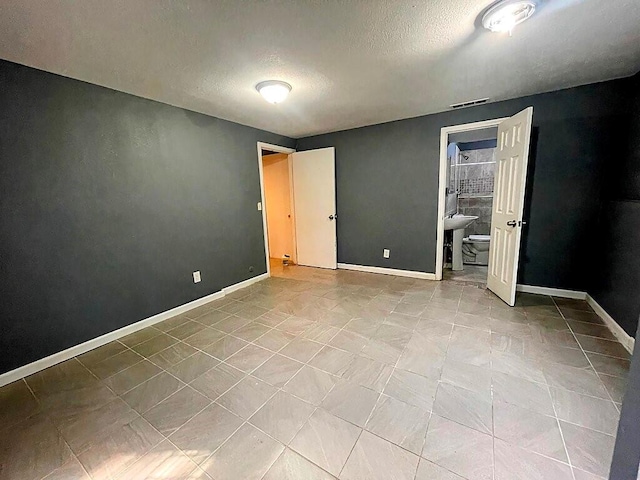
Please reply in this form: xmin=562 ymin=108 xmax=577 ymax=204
xmin=552 ymin=297 xmax=621 ymax=412
xmin=6 ymin=273 xmax=621 ymax=480
xmin=191 ymin=341 xmax=334 ymax=474
xmin=549 ymin=296 xmax=582 ymax=480
xmin=335 ymin=292 xmax=426 ymax=479
xmin=114 ymin=404 xmax=208 ymax=480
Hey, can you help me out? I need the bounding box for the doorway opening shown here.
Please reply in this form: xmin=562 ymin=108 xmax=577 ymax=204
xmin=257 ymin=142 xmax=296 ymax=276
xmin=257 ymin=143 xmax=338 ymax=277
xmin=444 ymin=127 xmax=499 ymax=286
xmin=435 ymin=108 xmax=534 ymax=305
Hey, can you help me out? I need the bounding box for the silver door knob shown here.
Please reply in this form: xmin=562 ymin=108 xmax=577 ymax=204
xmin=506 ymin=220 xmax=517 ymax=227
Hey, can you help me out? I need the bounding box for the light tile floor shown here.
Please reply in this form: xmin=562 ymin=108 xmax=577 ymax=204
xmin=0 ymin=263 xmax=631 ymax=480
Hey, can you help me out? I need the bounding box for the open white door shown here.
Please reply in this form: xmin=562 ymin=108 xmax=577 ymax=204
xmin=291 ymin=147 xmax=337 ymax=269
xmin=487 ymin=107 xmax=534 ymax=306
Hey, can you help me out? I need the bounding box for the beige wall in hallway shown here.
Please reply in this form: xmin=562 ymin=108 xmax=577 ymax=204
xmin=263 ymin=153 xmax=295 ymax=262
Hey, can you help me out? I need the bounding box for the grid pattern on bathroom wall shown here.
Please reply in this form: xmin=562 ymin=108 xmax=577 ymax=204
xmin=459 ymin=176 xmax=494 ymax=196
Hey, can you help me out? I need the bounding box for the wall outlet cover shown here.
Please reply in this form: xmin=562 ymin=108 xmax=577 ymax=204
xmin=383 ymin=249 xmax=390 ymax=258
xmin=193 ymin=271 xmax=201 ymax=283
xmin=257 ymin=202 xmax=262 ymax=211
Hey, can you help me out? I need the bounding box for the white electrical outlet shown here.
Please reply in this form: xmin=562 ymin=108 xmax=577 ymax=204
xmin=257 ymin=202 xmax=262 ymax=211
xmin=193 ymin=271 xmax=201 ymax=283
xmin=383 ymin=249 xmax=390 ymax=258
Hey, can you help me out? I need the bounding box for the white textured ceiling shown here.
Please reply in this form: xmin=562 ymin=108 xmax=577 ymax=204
xmin=1 ymin=1 xmax=639 ymax=138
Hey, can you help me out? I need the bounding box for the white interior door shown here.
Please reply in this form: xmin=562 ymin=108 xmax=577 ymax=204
xmin=487 ymin=107 xmax=534 ymax=306
xmin=291 ymin=147 xmax=337 ymax=269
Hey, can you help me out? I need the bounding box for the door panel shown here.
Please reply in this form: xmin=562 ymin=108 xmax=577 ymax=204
xmin=291 ymin=147 xmax=337 ymax=269
xmin=487 ymin=107 xmax=534 ymax=306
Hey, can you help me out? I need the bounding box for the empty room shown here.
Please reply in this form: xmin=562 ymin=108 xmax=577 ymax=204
xmin=1 ymin=1 xmax=640 ymax=479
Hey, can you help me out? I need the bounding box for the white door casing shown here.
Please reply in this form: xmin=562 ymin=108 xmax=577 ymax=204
xmin=291 ymin=147 xmax=337 ymax=269
xmin=487 ymin=107 xmax=534 ymax=306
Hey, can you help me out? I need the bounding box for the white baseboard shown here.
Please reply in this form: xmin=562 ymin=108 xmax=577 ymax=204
xmin=586 ymin=294 xmax=635 ymax=354
xmin=516 ymin=284 xmax=587 ymax=300
xmin=338 ymin=263 xmax=436 ymax=281
xmin=0 ymin=272 xmax=269 ymax=388
xmin=515 ymin=285 xmax=634 ymax=354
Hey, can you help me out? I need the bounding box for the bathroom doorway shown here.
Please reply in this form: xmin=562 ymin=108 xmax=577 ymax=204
xmin=435 ymin=108 xmax=535 ymax=305
xmin=445 ymin=128 xmax=499 ymax=285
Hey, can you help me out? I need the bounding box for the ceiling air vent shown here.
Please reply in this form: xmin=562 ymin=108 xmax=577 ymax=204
xmin=450 ymin=98 xmax=490 ymax=109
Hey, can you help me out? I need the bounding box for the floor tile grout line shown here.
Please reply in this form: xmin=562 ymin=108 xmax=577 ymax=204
xmin=552 ymin=296 xmax=621 ymax=413
xmin=549 ymin=295 xmax=587 ymax=480
xmin=12 ymin=274 xmax=617 ymax=480
xmin=22 ymin=378 xmax=93 ymax=480
xmin=336 ymin=285 xmax=433 ymax=479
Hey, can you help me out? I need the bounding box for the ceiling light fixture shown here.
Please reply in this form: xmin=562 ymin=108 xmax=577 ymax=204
xmin=482 ymin=0 xmax=537 ymax=34
xmin=256 ymin=80 xmax=292 ymax=104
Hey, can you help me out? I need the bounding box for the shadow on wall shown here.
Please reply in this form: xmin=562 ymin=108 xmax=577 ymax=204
xmin=518 ymin=126 xmax=539 ymax=283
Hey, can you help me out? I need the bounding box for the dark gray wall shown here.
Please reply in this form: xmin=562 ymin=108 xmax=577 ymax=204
xmin=296 ymin=80 xmax=630 ymax=291
xmin=592 ymin=73 xmax=640 ymax=337
xmin=0 ymin=60 xmax=294 ymax=374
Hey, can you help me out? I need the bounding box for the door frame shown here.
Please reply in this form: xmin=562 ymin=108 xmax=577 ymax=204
xmin=257 ymin=142 xmax=296 ymax=276
xmin=435 ymin=117 xmax=508 ymax=281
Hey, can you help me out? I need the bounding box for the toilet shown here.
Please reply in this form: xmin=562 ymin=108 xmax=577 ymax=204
xmin=462 ymin=234 xmax=491 ymax=265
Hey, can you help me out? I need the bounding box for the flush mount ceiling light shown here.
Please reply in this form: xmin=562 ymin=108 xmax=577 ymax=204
xmin=482 ymin=0 xmax=537 ymax=34
xmin=256 ymin=80 xmax=292 ymax=104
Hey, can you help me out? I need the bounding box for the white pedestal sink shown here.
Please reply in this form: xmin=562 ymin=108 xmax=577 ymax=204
xmin=444 ymin=215 xmax=478 ymax=271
